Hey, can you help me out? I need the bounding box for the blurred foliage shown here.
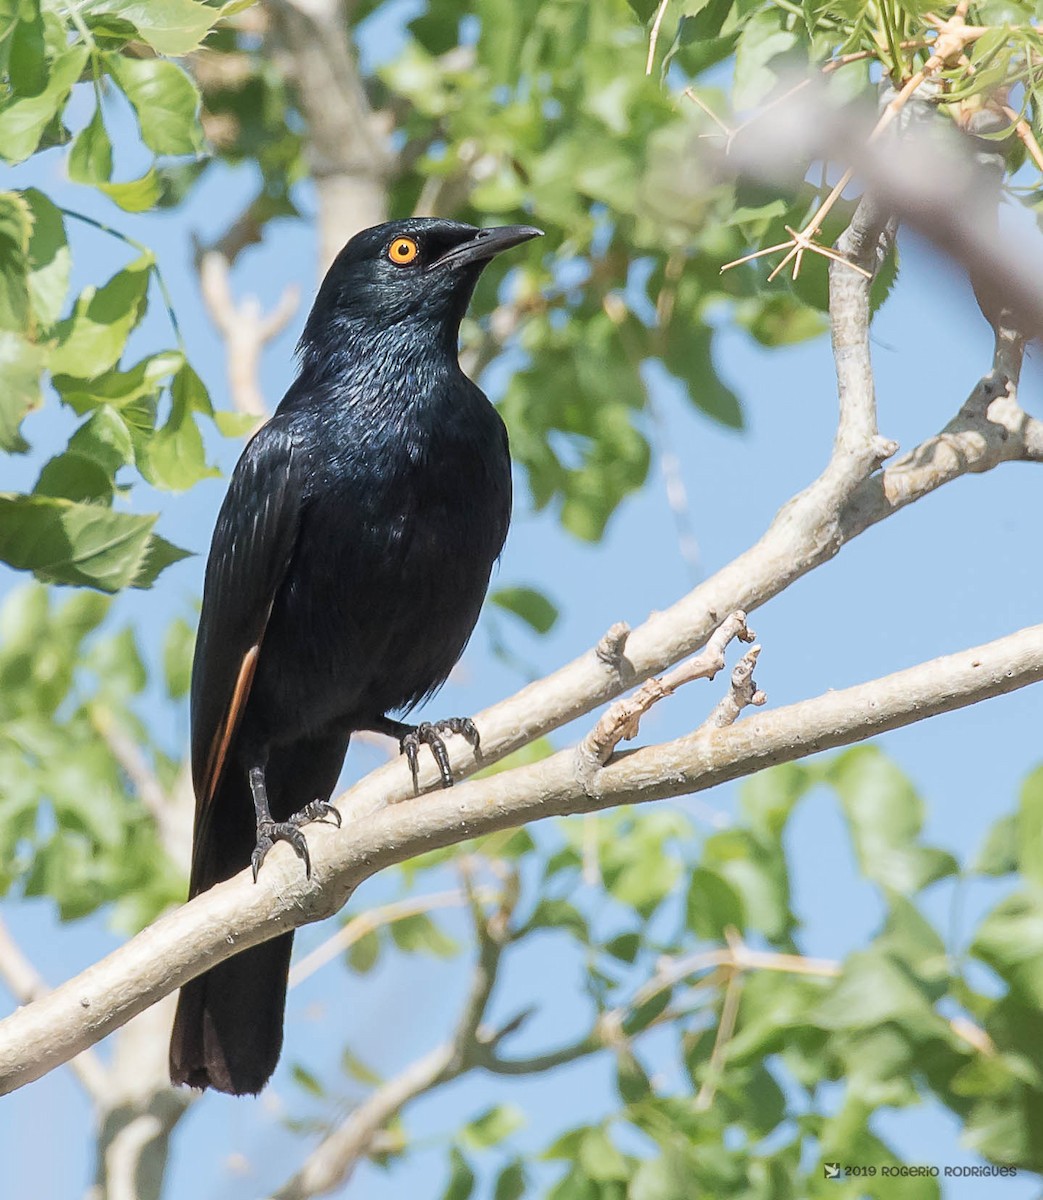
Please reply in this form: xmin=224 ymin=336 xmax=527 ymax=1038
xmin=278 ymin=753 xmax=1043 ymax=1194
xmin=0 ymin=583 xmax=186 ymax=927
xmin=0 ymin=0 xmax=234 ymax=591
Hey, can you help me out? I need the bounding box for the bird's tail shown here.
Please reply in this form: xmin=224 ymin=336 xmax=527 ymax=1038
xmin=169 ymin=933 xmax=293 ymax=1095
xmin=168 ymin=765 xmax=293 ymax=1096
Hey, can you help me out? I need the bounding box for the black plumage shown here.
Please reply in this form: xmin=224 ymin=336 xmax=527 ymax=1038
xmin=169 ymin=219 xmax=541 ymax=1095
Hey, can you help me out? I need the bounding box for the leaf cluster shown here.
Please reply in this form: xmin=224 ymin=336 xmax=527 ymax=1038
xmin=0 ymin=0 xmax=239 ymax=591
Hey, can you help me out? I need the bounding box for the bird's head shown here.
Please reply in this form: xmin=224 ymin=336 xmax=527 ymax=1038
xmin=299 ymin=218 xmax=543 ymax=360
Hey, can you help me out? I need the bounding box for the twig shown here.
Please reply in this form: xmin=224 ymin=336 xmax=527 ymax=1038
xmin=91 ymin=706 xmax=193 ymax=874
xmin=270 ymin=865 xmax=515 ymax=1199
xmin=1001 ymin=103 xmax=1043 ymax=173
xmin=288 ymin=888 xmax=492 ymax=988
xmin=706 ymin=645 xmax=766 ymax=728
xmin=694 ymin=931 xmax=744 ymax=1111
xmin=645 ymin=0 xmax=671 ymax=76
xmin=579 ymin=611 xmax=755 ymax=772
xmin=197 ymin=249 xmax=300 ymax=422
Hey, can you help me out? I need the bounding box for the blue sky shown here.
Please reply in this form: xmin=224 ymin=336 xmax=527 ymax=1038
xmin=2 ymin=14 xmax=1043 ymax=1200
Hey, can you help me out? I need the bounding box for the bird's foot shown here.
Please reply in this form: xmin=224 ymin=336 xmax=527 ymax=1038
xmin=400 ymin=717 xmax=481 ymax=794
xmin=250 ymin=799 xmax=342 ymax=882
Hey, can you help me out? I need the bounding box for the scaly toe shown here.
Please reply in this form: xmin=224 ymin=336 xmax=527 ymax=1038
xmin=251 ymin=819 xmax=313 ymax=881
xmin=292 ymin=798 xmax=341 ymax=829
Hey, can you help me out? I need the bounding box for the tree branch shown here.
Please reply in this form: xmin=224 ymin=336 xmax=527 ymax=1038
xmin=269 ymin=864 xmax=514 ymax=1199
xmin=0 ymin=917 xmax=108 ymax=1099
xmin=265 ymin=0 xmax=391 ymax=273
xmin=197 ymin=248 xmax=300 ymax=423
xmin=2 ymin=624 xmax=1040 ymax=1093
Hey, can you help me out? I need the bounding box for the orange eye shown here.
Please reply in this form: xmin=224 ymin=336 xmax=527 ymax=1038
xmin=388 ymin=236 xmax=419 ymax=265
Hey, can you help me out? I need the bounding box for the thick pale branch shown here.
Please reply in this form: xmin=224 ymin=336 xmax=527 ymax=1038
xmin=0 ymin=918 xmax=108 ymax=1099
xmin=2 ymin=625 xmax=1040 ymax=1093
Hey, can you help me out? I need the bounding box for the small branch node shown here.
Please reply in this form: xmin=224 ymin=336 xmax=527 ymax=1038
xmin=595 ymin=621 xmax=631 ymax=670
xmin=578 ymin=612 xmax=754 ymax=781
xmin=870 ymin=435 xmax=900 ymax=465
xmin=707 ymin=646 xmax=766 ymax=728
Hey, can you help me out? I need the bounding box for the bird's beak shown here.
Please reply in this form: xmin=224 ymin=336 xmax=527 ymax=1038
xmin=432 ymin=224 xmax=544 ymax=270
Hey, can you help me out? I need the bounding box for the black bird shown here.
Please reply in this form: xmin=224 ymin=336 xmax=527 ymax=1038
xmin=169 ymin=218 xmax=542 ymax=1095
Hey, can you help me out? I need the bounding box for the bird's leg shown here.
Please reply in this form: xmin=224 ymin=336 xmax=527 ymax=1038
xmin=248 ymin=765 xmax=342 ymax=882
xmin=365 ymin=716 xmax=481 ymax=794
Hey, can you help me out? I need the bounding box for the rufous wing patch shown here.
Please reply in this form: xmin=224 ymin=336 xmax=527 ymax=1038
xmin=202 ymin=643 xmax=260 ymax=806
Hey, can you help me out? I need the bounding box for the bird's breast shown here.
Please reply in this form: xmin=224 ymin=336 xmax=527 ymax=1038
xmin=251 ymin=399 xmax=510 ymax=741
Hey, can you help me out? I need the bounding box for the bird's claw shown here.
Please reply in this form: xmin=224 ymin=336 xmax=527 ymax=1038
xmin=250 ymin=799 xmax=341 ymax=882
xmin=399 ymin=718 xmax=481 ymax=794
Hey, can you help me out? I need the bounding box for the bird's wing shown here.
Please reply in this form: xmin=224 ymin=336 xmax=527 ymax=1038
xmin=190 ymin=419 xmax=301 ymax=813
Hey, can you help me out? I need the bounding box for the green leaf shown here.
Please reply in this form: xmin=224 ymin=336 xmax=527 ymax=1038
xmin=739 ymin=763 xmax=811 ymax=842
xmin=50 ymin=257 xmax=152 ymax=379
xmin=630 ymin=1152 xmax=691 ymax=1200
xmin=162 ymin=615 xmax=194 ymax=700
xmin=340 ymin=1046 xmax=382 ymax=1085
xmin=493 ymin=1160 xmax=526 ymax=1200
xmin=0 ymin=190 xmax=33 ymax=330
xmin=66 ymin=406 xmax=135 ymax=476
xmin=213 ymin=409 xmax=258 ymax=437
xmin=622 ymin=986 xmax=672 ymax=1036
xmin=578 ymin=1126 xmax=628 ymax=1181
xmin=441 ymin=1147 xmax=475 ymax=1200
xmin=84 ymin=0 xmax=218 ymax=55
xmin=291 ymin=1062 xmax=325 ymax=1097
xmin=972 ymin=889 xmax=1043 ymax=1007
xmin=733 ymin=9 xmax=799 ymax=109
xmin=96 ymin=168 xmax=162 ymax=214
xmin=701 ymin=828 xmax=795 ymax=942
xmin=0 ymin=43 xmax=89 ymax=163
xmin=461 ymin=1103 xmax=526 ymax=1149
xmin=54 ymin=350 xmax=181 ymax=417
xmin=737 ymin=294 xmax=826 ymax=346
xmin=108 ymin=53 xmax=203 ymax=156
xmin=34 ymin=452 xmax=114 ymax=503
xmin=8 ymin=0 xmax=46 ymax=97
xmin=0 ymin=329 xmax=45 ymax=451
xmin=132 ymin=533 xmax=190 ymax=588
xmin=0 ymin=493 xmax=185 ymax=591
xmin=814 ymin=946 xmax=949 ymax=1036
xmin=1017 ymin=766 xmax=1043 ymax=885
xmin=346 ymin=928 xmax=381 ymax=973
xmin=490 ymin=585 xmax=559 ymax=634
xmin=616 ymin=1048 xmax=652 ymax=1103
xmin=826 ymin=747 xmax=958 ymax=895
xmin=687 ymin=866 xmax=746 ymax=940
xmin=525 ymin=898 xmax=589 ymax=940
xmin=604 ymin=932 xmax=641 ymax=963
xmin=974 ymin=811 xmax=1018 ymax=876
xmin=68 ymin=105 xmax=114 ymax=184
xmin=23 ymin=188 xmax=69 ymax=328
xmin=661 ymin=319 xmax=743 ymax=429
xmin=389 ymin=912 xmax=459 ymax=958
xmin=138 ymin=362 xmax=216 ymax=491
